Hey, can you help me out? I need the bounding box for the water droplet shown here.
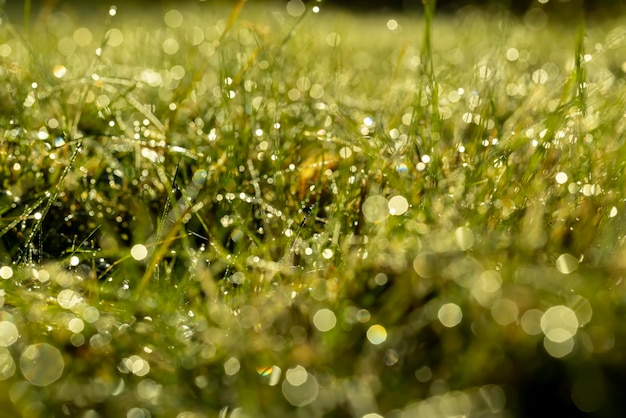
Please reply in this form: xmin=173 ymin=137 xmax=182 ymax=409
xmin=224 ymin=357 xmax=240 ymax=376
xmin=541 ymin=305 xmax=578 ymax=343
xmin=366 ymin=324 xmax=387 ymax=345
xmin=374 ymin=273 xmax=388 ymax=286
xmin=131 ymin=244 xmax=148 ymax=261
xmin=415 ymin=366 xmax=432 ymax=382
xmin=555 ymin=172 xmax=568 ymax=184
xmin=455 ymin=226 xmax=475 ymax=251
xmin=69 ymin=255 xmax=80 ymax=266
xmin=282 ymin=366 xmax=318 ymax=406
xmin=67 ymin=318 xmax=85 ymax=334
xmin=543 ymin=335 xmax=575 ymax=358
xmin=362 ymin=195 xmax=389 ymax=223
xmin=413 ymin=252 xmax=437 ymax=278
xmin=556 ymin=253 xmax=578 ymax=274
xmin=490 ymin=299 xmax=519 ymax=326
xmin=438 ymin=303 xmax=463 ymax=328
xmin=0 ymin=322 xmax=19 ymax=347
xmin=124 ymin=355 xmax=150 ymax=376
xmin=312 ymin=309 xmax=336 ymax=332
xmin=0 ymin=348 xmax=16 ymax=379
xmin=388 ymin=195 xmax=409 ymax=216
xmin=105 ymin=28 xmax=124 ymax=47
xmin=82 ymin=306 xmax=100 ymax=323
xmin=356 ymin=309 xmax=371 ymax=323
xmin=20 ymin=343 xmax=64 ymax=386
xmin=386 ymin=19 xmax=399 ymax=31
xmin=0 ymin=266 xmax=13 ymax=279
xmin=286 ymin=0 xmax=306 ymax=17
xmin=57 ymin=289 xmax=82 ymax=309
xmin=53 ymin=64 xmax=67 ymax=78
xmin=164 ymin=9 xmax=183 ymax=28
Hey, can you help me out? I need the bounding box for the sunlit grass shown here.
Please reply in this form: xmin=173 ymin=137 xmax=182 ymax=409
xmin=1 ymin=1 xmax=626 ymax=416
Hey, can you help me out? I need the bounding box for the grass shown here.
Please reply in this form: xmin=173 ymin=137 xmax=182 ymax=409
xmin=1 ymin=0 xmax=626 ymax=416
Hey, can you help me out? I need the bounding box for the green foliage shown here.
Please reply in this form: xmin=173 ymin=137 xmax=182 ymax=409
xmin=1 ymin=1 xmax=626 ymax=417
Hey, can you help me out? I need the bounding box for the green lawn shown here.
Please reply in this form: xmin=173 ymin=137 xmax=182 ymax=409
xmin=1 ymin=1 xmax=626 ymax=417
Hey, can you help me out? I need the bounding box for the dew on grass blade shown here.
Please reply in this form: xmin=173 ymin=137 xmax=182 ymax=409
xmin=20 ymin=343 xmax=64 ymax=386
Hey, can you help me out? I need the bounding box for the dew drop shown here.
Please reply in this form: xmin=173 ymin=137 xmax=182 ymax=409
xmin=541 ymin=305 xmax=578 ymax=343
xmin=362 ymin=195 xmax=389 ymax=223
xmin=455 ymin=226 xmax=475 ymax=251
xmin=0 ymin=266 xmax=13 ymax=279
xmin=53 ymin=64 xmax=67 ymax=78
xmin=0 ymin=348 xmax=16 ymax=379
xmin=58 ymin=289 xmax=82 ymax=309
xmin=131 ymin=244 xmax=148 ymax=261
xmin=282 ymin=368 xmax=319 ymax=406
xmin=438 ymin=303 xmax=463 ymax=327
xmin=388 ymin=195 xmax=409 ymax=216
xmin=224 ymin=357 xmax=240 ymax=376
xmin=20 ymin=343 xmax=64 ymax=386
xmin=0 ymin=322 xmax=19 ymax=347
xmin=366 ymin=324 xmax=387 ymax=345
xmin=312 ymin=309 xmax=336 ymax=332
xmin=556 ymin=253 xmax=578 ymax=274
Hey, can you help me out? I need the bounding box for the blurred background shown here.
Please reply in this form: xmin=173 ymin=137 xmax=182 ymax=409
xmin=1 ymin=0 xmax=624 ymax=17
